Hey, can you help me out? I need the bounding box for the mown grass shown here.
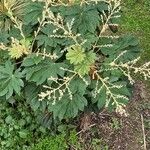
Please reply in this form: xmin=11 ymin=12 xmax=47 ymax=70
xmin=120 ymin=0 xmax=150 ymax=87
xmin=121 ymin=0 xmax=150 ymax=62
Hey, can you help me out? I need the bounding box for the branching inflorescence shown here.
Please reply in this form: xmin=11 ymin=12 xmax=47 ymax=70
xmin=109 ymin=51 xmax=150 ymax=84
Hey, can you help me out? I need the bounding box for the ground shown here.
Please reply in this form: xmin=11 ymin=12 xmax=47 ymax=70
xmin=78 ymin=82 xmax=150 ymax=150
xmin=76 ymin=1 xmax=150 ymax=149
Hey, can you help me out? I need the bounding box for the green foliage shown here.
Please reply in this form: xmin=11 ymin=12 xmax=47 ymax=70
xmin=24 ymin=82 xmax=45 ymax=111
xmin=31 ymin=134 xmax=68 ymax=150
xmin=8 ymin=38 xmax=31 ymax=59
xmin=66 ymin=45 xmax=86 ymax=65
xmin=51 ymin=93 xmax=87 ymax=120
xmin=91 ymin=138 xmax=109 ymax=150
xmin=0 ymin=0 xmax=150 ymax=123
xmin=66 ymin=45 xmax=96 ymax=75
xmin=31 ymin=130 xmax=80 ymax=150
xmin=22 ymin=54 xmax=66 ymax=85
xmin=0 ymin=100 xmax=48 ymax=150
xmin=0 ymin=61 xmax=24 ymax=99
xmin=74 ymin=51 xmax=96 ymax=76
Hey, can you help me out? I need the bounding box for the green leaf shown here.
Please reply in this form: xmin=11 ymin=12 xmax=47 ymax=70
xmin=22 ymin=54 xmax=43 ymax=66
xmin=5 ymin=115 xmax=13 ymax=124
xmin=36 ymin=24 xmax=66 ymax=48
xmin=101 ymin=35 xmax=141 ymax=62
xmin=110 ymin=81 xmax=131 ymax=97
xmin=69 ymin=76 xmax=88 ymax=95
xmin=66 ymin=5 xmax=100 ymax=34
xmin=86 ymin=51 xmax=96 ymax=64
xmin=96 ymin=1 xmax=108 ymax=12
xmin=66 ymin=45 xmax=86 ymax=65
xmin=23 ymin=2 xmax=44 ymax=25
xmin=47 ymin=76 xmax=88 ymax=120
xmin=91 ymin=82 xmax=107 ymax=109
xmin=24 ymin=83 xmax=46 ymax=112
xmin=22 ymin=56 xmax=67 ymax=85
xmin=97 ymin=86 xmax=107 ymax=109
xmin=19 ymin=131 xmax=28 ymax=139
xmin=0 ymin=61 xmax=24 ymax=99
xmin=74 ymin=62 xmax=91 ymax=76
xmin=82 ymin=33 xmax=98 ymax=49
xmin=51 ymin=94 xmax=87 ymax=120
xmin=74 ymin=51 xmax=96 ymax=76
xmin=0 ymin=32 xmax=9 ymax=44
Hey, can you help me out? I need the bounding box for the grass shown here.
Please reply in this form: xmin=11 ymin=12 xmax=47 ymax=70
xmin=121 ymin=0 xmax=150 ymax=62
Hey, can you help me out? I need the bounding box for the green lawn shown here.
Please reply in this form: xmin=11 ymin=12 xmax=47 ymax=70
xmin=121 ymin=0 xmax=150 ymax=62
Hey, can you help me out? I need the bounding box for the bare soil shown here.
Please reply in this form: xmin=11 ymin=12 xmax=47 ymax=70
xmin=78 ymin=81 xmax=150 ymax=150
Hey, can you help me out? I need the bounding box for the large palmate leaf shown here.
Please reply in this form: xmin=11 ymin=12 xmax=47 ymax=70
xmin=23 ymin=1 xmax=44 ymax=25
xmin=57 ymin=4 xmax=100 ymax=34
xmin=8 ymin=38 xmax=31 ymax=59
xmin=74 ymin=51 xmax=96 ymax=76
xmin=47 ymin=77 xmax=88 ymax=120
xmin=36 ymin=24 xmax=66 ymax=48
xmin=72 ymin=8 xmax=100 ymax=34
xmin=66 ymin=46 xmax=96 ymax=76
xmin=101 ymin=35 xmax=141 ymax=62
xmin=66 ymin=45 xmax=86 ymax=65
xmin=24 ymin=83 xmax=47 ymax=112
xmin=0 ymin=61 xmax=24 ymax=99
xmin=93 ymin=86 xmax=107 ymax=109
xmin=68 ymin=76 xmax=88 ymax=95
xmin=49 ymin=94 xmax=87 ymax=120
xmin=22 ymin=54 xmax=67 ymax=85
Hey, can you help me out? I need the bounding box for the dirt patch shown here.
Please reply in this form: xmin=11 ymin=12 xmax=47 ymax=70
xmin=78 ymin=81 xmax=150 ymax=150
